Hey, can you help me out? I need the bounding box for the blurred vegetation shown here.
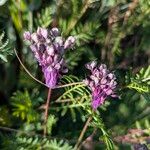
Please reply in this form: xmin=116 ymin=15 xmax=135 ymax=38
xmin=0 ymin=0 xmax=150 ymax=149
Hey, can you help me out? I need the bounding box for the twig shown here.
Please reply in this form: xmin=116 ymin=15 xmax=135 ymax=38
xmin=14 ymin=49 xmax=47 ymax=87
xmin=43 ymin=88 xmax=52 ymax=136
xmin=74 ymin=116 xmax=92 ymax=150
xmin=0 ymin=126 xmax=24 ymax=133
xmin=78 ymin=129 xmax=97 ymax=150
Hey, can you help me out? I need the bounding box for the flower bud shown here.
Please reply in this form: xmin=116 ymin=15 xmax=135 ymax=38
xmin=55 ymin=37 xmax=64 ymax=47
xmin=47 ymin=46 xmax=55 ymax=56
xmin=64 ymin=36 xmax=76 ymax=49
xmin=51 ymin=28 xmax=60 ymax=37
xmin=37 ymin=27 xmax=48 ymax=39
xmin=31 ymin=33 xmax=38 ymax=43
xmin=23 ymin=31 xmax=31 ymax=41
xmin=85 ymin=61 xmax=97 ymax=70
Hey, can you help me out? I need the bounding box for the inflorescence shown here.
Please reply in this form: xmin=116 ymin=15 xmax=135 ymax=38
xmin=24 ymin=27 xmax=75 ymax=88
xmin=83 ymin=61 xmax=117 ymax=109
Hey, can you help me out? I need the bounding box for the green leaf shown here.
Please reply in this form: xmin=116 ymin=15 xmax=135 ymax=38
xmin=0 ymin=31 xmax=12 ymax=62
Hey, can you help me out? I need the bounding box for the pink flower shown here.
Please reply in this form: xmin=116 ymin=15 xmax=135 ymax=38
xmin=83 ymin=61 xmax=117 ymax=109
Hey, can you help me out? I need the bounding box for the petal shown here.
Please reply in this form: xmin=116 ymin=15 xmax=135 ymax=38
xmin=54 ymin=63 xmax=61 ymax=70
xmin=51 ymin=28 xmax=60 ymax=37
xmin=105 ymin=89 xmax=112 ymax=95
xmin=43 ymin=68 xmax=59 ymax=88
xmin=23 ymin=31 xmax=31 ymax=41
xmin=83 ymin=79 xmax=90 ymax=85
xmin=55 ymin=37 xmax=64 ymax=47
xmin=90 ymin=61 xmax=97 ymax=69
xmin=108 ymin=73 xmax=114 ymax=79
xmin=37 ymin=27 xmax=48 ymax=39
xmin=92 ymin=95 xmax=105 ymax=109
xmin=31 ymin=33 xmax=38 ymax=43
xmin=47 ymin=46 xmax=55 ymax=56
xmin=30 ymin=44 xmax=37 ymax=52
xmin=85 ymin=61 xmax=97 ymax=70
xmin=101 ymin=78 xmax=107 ymax=84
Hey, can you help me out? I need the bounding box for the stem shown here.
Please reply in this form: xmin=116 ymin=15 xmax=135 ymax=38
xmin=78 ymin=129 xmax=97 ymax=150
xmin=14 ymin=49 xmax=46 ymax=86
xmin=55 ymin=82 xmax=84 ymax=89
xmin=74 ymin=116 xmax=92 ymax=150
xmin=43 ymin=88 xmax=52 ymax=136
xmin=29 ymin=11 xmax=33 ymax=32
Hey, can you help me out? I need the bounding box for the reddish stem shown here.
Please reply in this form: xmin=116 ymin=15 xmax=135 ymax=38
xmin=44 ymin=88 xmax=52 ymax=136
xmin=74 ymin=116 xmax=92 ymax=150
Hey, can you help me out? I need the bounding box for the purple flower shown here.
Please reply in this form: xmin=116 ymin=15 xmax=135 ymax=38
xmin=24 ymin=27 xmax=76 ymax=88
xmin=83 ymin=61 xmax=117 ymax=110
xmin=64 ymin=36 xmax=76 ymax=49
xmin=23 ymin=31 xmax=31 ymax=41
xmin=42 ymin=67 xmax=59 ymax=88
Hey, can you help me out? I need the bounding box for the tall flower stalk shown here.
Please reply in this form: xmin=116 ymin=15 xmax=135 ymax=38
xmin=24 ymin=27 xmax=76 ymax=135
xmin=44 ymin=88 xmax=52 ymax=136
xmin=75 ymin=61 xmax=117 ymax=149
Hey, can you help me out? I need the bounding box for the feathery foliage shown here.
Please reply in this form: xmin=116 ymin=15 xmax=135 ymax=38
xmin=54 ymin=75 xmax=90 ymax=122
xmin=83 ymin=107 xmax=115 ymax=150
xmin=0 ymin=31 xmax=12 ymax=62
xmin=0 ymin=134 xmax=74 ymax=150
xmin=46 ymin=115 xmax=58 ymax=135
xmin=11 ymin=90 xmax=38 ymax=123
xmin=34 ymin=6 xmax=53 ymax=28
xmin=0 ymin=0 xmax=150 ymax=149
xmin=126 ymin=66 xmax=150 ymax=101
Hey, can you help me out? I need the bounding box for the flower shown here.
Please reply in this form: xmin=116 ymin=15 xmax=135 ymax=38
xmin=83 ymin=61 xmax=117 ymax=110
xmin=24 ymin=27 xmax=76 ymax=88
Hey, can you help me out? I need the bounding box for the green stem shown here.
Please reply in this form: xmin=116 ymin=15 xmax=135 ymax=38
xmin=29 ymin=11 xmax=33 ymax=31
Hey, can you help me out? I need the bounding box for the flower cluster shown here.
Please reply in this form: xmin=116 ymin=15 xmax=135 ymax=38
xmin=83 ymin=61 xmax=117 ymax=110
xmin=23 ymin=27 xmax=75 ymax=88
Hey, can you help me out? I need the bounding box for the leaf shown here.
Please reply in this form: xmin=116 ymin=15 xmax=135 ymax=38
xmin=53 ymin=75 xmax=91 ymax=122
xmin=34 ymin=6 xmax=52 ymax=28
xmin=0 ymin=54 xmax=7 ymax=62
xmin=11 ymin=90 xmax=39 ymax=123
xmin=126 ymin=66 xmax=150 ymax=101
xmin=0 ymin=31 xmax=12 ymax=62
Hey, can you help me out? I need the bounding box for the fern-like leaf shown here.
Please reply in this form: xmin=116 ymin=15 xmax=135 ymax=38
xmin=11 ymin=90 xmax=38 ymax=123
xmin=54 ymin=75 xmax=91 ymax=122
xmin=90 ymin=111 xmax=115 ymax=150
xmin=0 ymin=31 xmax=12 ymax=62
xmin=34 ymin=6 xmax=53 ymax=28
xmin=16 ymin=136 xmax=74 ymax=150
xmin=126 ymin=66 xmax=150 ymax=101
